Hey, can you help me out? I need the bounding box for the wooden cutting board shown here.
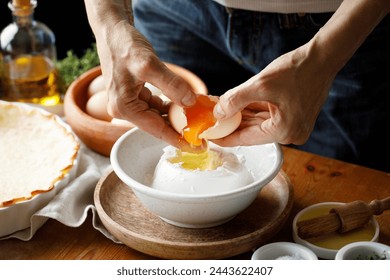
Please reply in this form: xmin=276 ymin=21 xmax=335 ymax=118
xmin=94 ymin=169 xmax=294 ymax=259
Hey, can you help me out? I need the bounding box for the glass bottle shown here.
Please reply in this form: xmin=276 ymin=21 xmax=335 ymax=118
xmin=0 ymin=0 xmax=61 ymax=106
xmin=0 ymin=52 xmax=4 ymax=97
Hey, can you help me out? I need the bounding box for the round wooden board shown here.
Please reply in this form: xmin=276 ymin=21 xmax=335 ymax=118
xmin=94 ymin=169 xmax=294 ymax=259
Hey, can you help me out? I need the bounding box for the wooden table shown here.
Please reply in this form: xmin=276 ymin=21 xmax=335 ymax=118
xmin=1 ymin=147 xmax=389 ymax=260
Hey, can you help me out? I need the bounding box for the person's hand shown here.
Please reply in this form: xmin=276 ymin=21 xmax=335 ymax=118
xmin=212 ymin=44 xmax=335 ymax=147
xmin=211 ymin=0 xmax=390 ymax=148
xmin=95 ymin=21 xmax=197 ymax=150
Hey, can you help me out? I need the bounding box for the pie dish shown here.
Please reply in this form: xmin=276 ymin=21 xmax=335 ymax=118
xmin=0 ymin=101 xmax=80 ymax=237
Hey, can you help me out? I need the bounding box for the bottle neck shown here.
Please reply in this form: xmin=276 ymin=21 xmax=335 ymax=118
xmin=9 ymin=0 xmax=37 ymax=25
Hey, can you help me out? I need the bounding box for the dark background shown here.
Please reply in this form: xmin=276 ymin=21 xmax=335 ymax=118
xmin=0 ymin=0 xmax=96 ymax=59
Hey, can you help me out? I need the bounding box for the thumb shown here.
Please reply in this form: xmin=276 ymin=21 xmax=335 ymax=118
xmin=214 ymin=79 xmax=263 ymax=120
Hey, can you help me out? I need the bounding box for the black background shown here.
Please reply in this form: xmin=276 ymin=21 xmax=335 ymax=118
xmin=0 ymin=0 xmax=96 ymax=59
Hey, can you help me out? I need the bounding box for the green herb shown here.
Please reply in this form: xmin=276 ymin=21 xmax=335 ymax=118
xmin=56 ymin=43 xmax=100 ymax=94
xmin=355 ymin=251 xmax=387 ymax=260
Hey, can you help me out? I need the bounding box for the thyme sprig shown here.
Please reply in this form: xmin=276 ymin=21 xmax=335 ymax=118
xmin=56 ymin=43 xmax=100 ymax=94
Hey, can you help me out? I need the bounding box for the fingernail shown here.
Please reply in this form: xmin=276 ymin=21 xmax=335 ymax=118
xmin=214 ymin=104 xmax=226 ymax=118
xmin=181 ymin=93 xmax=196 ymax=106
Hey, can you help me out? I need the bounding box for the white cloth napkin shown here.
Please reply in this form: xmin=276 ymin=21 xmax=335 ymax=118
xmin=1 ymin=143 xmax=120 ymax=243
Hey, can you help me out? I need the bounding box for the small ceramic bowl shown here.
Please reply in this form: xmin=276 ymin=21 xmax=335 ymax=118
xmin=251 ymin=242 xmax=318 ymax=260
xmin=292 ymin=202 xmax=380 ymax=260
xmin=110 ymin=128 xmax=283 ymax=228
xmin=335 ymin=241 xmax=390 ymax=260
xmin=64 ymin=63 xmax=208 ymax=156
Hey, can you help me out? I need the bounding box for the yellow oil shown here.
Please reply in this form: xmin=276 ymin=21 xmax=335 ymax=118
xmin=2 ymin=55 xmax=61 ymax=105
xmin=298 ymin=204 xmax=376 ymax=250
xmin=169 ymin=149 xmax=223 ymax=171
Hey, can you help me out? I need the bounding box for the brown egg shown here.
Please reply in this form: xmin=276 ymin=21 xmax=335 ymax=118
xmin=87 ymin=75 xmax=106 ymax=97
xmin=85 ymin=90 xmax=112 ymax=122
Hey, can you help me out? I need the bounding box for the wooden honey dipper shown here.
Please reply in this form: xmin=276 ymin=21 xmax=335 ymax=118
xmin=297 ymin=197 xmax=390 ymax=239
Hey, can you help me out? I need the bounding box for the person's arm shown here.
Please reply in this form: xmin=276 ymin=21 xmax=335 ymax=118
xmin=311 ymin=0 xmax=390 ymax=75
xmin=213 ymin=0 xmax=390 ymax=147
xmin=83 ymin=0 xmax=197 ymax=150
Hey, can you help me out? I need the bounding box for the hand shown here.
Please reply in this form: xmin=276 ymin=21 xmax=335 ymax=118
xmin=211 ymin=0 xmax=390 ymax=148
xmin=95 ymin=21 xmax=197 ymax=150
xmin=212 ymin=44 xmax=334 ymax=147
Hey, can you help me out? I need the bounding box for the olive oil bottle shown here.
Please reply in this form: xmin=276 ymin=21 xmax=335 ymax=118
xmin=0 ymin=0 xmax=61 ymax=106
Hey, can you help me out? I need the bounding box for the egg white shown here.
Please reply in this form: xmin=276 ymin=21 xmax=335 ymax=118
xmin=151 ymin=145 xmax=254 ymax=195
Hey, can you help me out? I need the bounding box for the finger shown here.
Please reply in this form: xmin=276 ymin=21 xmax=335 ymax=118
xmin=138 ymin=87 xmax=171 ymax=115
xmin=132 ymin=109 xmax=184 ymax=148
xmin=214 ymin=76 xmax=267 ymax=120
xmin=211 ymin=123 xmax=276 ymax=147
xmin=138 ymin=61 xmax=197 ymax=107
xmin=111 ymin=87 xmax=198 ymax=150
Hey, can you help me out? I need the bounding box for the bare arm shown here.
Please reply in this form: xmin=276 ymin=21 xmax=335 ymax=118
xmin=83 ymin=0 xmax=197 ymax=150
xmin=311 ymin=0 xmax=390 ymax=74
xmin=213 ymin=0 xmax=390 ymax=146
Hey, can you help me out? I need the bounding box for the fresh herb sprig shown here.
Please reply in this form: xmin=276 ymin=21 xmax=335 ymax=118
xmin=56 ymin=43 xmax=100 ymax=94
xmin=355 ymin=251 xmax=387 ymax=260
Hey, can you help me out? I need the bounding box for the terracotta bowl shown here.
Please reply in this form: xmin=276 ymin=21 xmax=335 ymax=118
xmin=64 ymin=63 xmax=208 ymax=156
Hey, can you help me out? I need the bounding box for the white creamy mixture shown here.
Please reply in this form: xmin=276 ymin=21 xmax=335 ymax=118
xmin=151 ymin=145 xmax=254 ymax=195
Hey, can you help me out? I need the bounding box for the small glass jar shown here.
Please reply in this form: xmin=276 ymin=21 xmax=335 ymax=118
xmin=0 ymin=0 xmax=61 ymax=105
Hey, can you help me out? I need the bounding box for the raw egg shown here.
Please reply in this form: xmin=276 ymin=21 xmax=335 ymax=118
xmin=85 ymin=90 xmax=112 ymax=122
xmin=168 ymin=95 xmax=241 ymax=146
xmin=87 ymin=75 xmax=106 ymax=97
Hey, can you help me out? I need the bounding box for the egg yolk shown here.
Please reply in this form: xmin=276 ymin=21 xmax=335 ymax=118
xmin=182 ymin=95 xmax=216 ymax=147
xmin=175 ymin=95 xmax=224 ymax=171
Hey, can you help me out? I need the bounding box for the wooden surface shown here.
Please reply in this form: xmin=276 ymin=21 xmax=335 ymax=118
xmin=1 ymin=146 xmax=389 ymax=260
xmin=94 ymin=170 xmax=293 ymax=259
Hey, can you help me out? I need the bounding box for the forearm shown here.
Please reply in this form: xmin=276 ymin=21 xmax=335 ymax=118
xmin=84 ymin=0 xmax=134 ymax=41
xmin=307 ymin=0 xmax=390 ymax=75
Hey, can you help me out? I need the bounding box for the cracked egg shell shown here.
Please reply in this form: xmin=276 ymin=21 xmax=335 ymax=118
xmin=168 ymin=95 xmax=241 ymax=141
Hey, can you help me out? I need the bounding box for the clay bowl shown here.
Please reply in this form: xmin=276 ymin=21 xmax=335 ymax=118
xmin=64 ymin=63 xmax=208 ymax=156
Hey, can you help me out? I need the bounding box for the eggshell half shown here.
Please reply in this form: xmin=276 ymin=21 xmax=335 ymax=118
xmin=168 ymin=101 xmax=241 ymax=140
xmin=199 ymin=112 xmax=241 ymax=139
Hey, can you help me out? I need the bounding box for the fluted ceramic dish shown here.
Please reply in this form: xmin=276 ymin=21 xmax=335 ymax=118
xmin=0 ymin=101 xmax=80 ymax=237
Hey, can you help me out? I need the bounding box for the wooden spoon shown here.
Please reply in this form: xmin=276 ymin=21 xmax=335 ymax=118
xmin=297 ymin=197 xmax=390 ymax=239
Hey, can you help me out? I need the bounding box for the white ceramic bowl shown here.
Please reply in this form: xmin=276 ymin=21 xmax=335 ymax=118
xmin=110 ymin=128 xmax=283 ymax=228
xmin=335 ymin=241 xmax=390 ymax=260
xmin=292 ymin=202 xmax=380 ymax=260
xmin=251 ymin=242 xmax=318 ymax=260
